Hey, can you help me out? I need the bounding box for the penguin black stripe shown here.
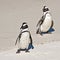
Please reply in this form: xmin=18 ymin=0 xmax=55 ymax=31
xmin=37 ymin=12 xmax=48 ymax=26
xmin=22 ymin=31 xmax=29 ymax=33
xmin=21 ymin=25 xmax=28 ymax=29
xmin=15 ymin=30 xmax=33 ymax=46
xmin=21 ymin=31 xmax=33 ymax=45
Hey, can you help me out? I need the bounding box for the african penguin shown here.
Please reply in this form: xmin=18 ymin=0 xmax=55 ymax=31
xmin=15 ymin=22 xmax=33 ymax=53
xmin=36 ymin=6 xmax=53 ymax=35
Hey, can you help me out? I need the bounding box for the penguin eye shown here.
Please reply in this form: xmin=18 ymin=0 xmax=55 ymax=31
xmin=43 ymin=8 xmax=49 ymax=12
xmin=24 ymin=25 xmax=28 ymax=28
xmin=21 ymin=25 xmax=28 ymax=29
xmin=46 ymin=8 xmax=49 ymax=11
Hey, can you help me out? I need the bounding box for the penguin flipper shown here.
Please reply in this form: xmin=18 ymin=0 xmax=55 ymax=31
xmin=36 ymin=15 xmax=45 ymax=34
xmin=15 ymin=32 xmax=22 ymax=45
xmin=36 ymin=15 xmax=45 ymax=27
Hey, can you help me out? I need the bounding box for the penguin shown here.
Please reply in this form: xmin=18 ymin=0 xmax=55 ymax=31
xmin=36 ymin=6 xmax=53 ymax=35
xmin=15 ymin=22 xmax=33 ymax=53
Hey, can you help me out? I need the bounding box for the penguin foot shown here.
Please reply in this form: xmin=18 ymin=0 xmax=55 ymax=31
xmin=16 ymin=49 xmax=20 ymax=53
xmin=16 ymin=51 xmax=20 ymax=53
xmin=40 ymin=33 xmax=43 ymax=36
xmin=36 ymin=29 xmax=39 ymax=34
xmin=25 ymin=49 xmax=30 ymax=53
xmin=36 ymin=31 xmax=39 ymax=34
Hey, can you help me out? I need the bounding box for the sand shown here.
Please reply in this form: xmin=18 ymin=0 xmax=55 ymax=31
xmin=0 ymin=0 xmax=60 ymax=60
xmin=0 ymin=42 xmax=60 ymax=60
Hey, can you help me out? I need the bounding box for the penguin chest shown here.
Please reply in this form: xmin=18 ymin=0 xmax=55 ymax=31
xmin=19 ymin=32 xmax=30 ymax=49
xmin=41 ymin=15 xmax=52 ymax=32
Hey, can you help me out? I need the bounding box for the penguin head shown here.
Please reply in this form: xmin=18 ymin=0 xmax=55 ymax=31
xmin=20 ymin=22 xmax=28 ymax=29
xmin=43 ymin=6 xmax=49 ymax=12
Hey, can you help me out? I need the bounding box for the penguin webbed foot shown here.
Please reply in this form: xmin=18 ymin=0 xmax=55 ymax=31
xmin=36 ymin=29 xmax=43 ymax=36
xmin=36 ymin=29 xmax=39 ymax=34
xmin=36 ymin=30 xmax=43 ymax=36
xmin=25 ymin=49 xmax=30 ymax=53
xmin=39 ymin=31 xmax=43 ymax=36
xmin=40 ymin=33 xmax=43 ymax=36
xmin=16 ymin=49 xmax=21 ymax=53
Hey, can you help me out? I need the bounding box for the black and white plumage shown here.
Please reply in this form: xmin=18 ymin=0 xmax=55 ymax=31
xmin=15 ymin=22 xmax=33 ymax=53
xmin=36 ymin=6 xmax=53 ymax=35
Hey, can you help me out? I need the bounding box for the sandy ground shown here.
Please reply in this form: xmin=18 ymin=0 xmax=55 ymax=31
xmin=0 ymin=41 xmax=60 ymax=60
xmin=0 ymin=0 xmax=60 ymax=60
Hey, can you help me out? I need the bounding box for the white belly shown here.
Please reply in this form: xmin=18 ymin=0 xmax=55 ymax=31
xmin=41 ymin=15 xmax=52 ymax=32
xmin=18 ymin=32 xmax=30 ymax=49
